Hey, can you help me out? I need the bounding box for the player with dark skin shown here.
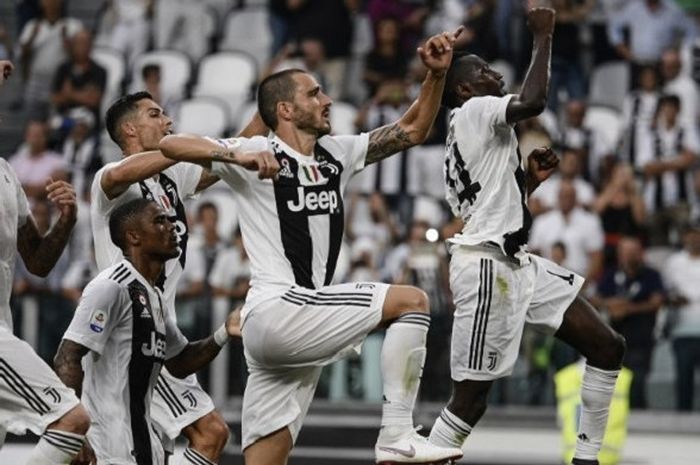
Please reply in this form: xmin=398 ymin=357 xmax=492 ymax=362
xmin=436 ymin=9 xmax=625 ymax=465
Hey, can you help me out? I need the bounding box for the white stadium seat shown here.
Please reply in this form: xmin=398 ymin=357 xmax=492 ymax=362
xmin=193 ymin=51 xmax=257 ymax=123
xmin=235 ymin=99 xmax=260 ymax=132
xmin=589 ymin=61 xmax=630 ymax=112
xmin=91 ymin=47 xmax=125 ymax=110
xmin=130 ymin=50 xmax=192 ymax=98
xmin=584 ymin=105 xmax=623 ymax=150
xmin=176 ymin=97 xmax=230 ymax=137
xmin=219 ymin=7 xmax=271 ymax=73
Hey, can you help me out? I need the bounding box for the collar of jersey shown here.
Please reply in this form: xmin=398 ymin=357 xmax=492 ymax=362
xmin=118 ymin=259 xmax=159 ymax=293
xmin=270 ymin=134 xmax=318 ymax=163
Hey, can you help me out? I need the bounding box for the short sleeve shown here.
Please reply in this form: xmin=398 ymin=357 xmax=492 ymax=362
xmin=91 ymin=164 xmax=116 ymax=212
xmin=208 ymin=136 xmax=268 ymax=188
xmin=168 ymin=162 xmax=204 ymax=199
xmin=321 ymin=133 xmax=369 ymax=175
xmin=164 ymin=311 xmax=188 ymax=360
xmin=63 ymin=278 xmax=124 ymax=354
xmin=457 ymin=94 xmax=514 ymax=130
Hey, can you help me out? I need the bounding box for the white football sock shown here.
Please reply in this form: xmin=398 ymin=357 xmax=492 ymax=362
xmin=428 ymin=407 xmax=472 ymax=448
xmin=379 ymin=312 xmax=430 ymax=439
xmin=25 ymin=429 xmax=84 ymax=464
xmin=574 ymin=364 xmax=620 ymax=461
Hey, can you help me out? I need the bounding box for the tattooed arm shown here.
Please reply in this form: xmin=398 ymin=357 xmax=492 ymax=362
xmin=101 ymin=150 xmax=177 ymax=199
xmin=365 ymin=28 xmax=462 ymax=166
xmin=17 ymin=180 xmax=76 ymax=277
xmin=54 ymin=340 xmax=89 ymax=397
xmin=159 ymin=134 xmax=279 ymax=179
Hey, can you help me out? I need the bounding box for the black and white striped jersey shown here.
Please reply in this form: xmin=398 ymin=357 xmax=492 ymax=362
xmin=444 ymin=94 xmax=532 ymax=263
xmin=63 ymin=260 xmax=187 ymax=465
xmin=210 ymin=133 xmax=368 ymax=318
xmin=91 ymin=161 xmax=203 ymax=312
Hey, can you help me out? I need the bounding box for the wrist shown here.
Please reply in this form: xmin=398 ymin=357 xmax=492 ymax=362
xmin=427 ymin=69 xmax=447 ymax=79
xmin=214 ymin=323 xmax=230 ymax=347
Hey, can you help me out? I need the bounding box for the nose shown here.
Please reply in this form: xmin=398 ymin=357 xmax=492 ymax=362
xmin=322 ymin=92 xmax=333 ymax=107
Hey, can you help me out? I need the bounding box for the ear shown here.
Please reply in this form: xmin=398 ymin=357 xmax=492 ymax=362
xmin=122 ymin=120 xmax=137 ymax=139
xmin=277 ymin=101 xmax=294 ymax=124
xmin=456 ymin=82 xmax=473 ymax=101
xmin=125 ymin=227 xmax=141 ymax=247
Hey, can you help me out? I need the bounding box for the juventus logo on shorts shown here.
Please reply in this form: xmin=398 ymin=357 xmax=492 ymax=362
xmin=487 ymin=351 xmax=498 ymax=371
xmin=181 ymin=390 xmax=197 ymax=408
xmin=43 ymin=386 xmax=62 ymax=404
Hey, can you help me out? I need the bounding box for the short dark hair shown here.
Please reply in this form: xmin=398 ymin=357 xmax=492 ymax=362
xmin=197 ymin=201 xmax=218 ymax=217
xmin=257 ymin=69 xmax=305 ymax=130
xmin=142 ymin=64 xmax=160 ymax=80
xmin=105 ymin=91 xmax=153 ymax=147
xmin=658 ymin=93 xmax=681 ymax=110
xmin=443 ymin=54 xmax=481 ymax=109
xmin=109 ymin=198 xmax=154 ymax=251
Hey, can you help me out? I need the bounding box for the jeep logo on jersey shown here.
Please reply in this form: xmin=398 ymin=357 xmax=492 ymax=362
xmin=142 ymin=331 xmax=166 ymax=360
xmin=287 ymin=186 xmax=340 ymax=215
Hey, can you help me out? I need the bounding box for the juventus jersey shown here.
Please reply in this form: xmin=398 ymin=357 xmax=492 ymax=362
xmin=445 ymin=95 xmax=532 ymax=264
xmin=91 ymin=161 xmax=203 ymax=311
xmin=63 ymin=260 xmax=187 ymax=464
xmin=0 ymin=159 xmax=30 ymax=330
xmin=210 ymin=133 xmax=368 ymax=318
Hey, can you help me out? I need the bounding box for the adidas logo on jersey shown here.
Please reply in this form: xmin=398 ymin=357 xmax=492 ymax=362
xmin=288 ymin=186 xmax=340 ymax=214
xmin=140 ymin=307 xmax=152 ymax=319
xmin=277 ymin=158 xmax=295 ymax=179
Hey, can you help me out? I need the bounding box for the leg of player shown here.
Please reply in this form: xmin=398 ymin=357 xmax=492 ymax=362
xmin=25 ymin=404 xmax=90 ymax=465
xmin=375 ymin=285 xmax=463 ymax=464
xmin=243 ymin=427 xmax=293 ymax=465
xmin=428 ymin=376 xmax=492 ymax=450
xmin=554 ymin=296 xmax=626 ymax=465
xmin=178 ymin=411 xmax=230 ymax=465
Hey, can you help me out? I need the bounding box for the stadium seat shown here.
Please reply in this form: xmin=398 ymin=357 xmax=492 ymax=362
xmin=584 ymin=105 xmax=623 ymax=150
xmin=130 ymin=50 xmax=192 ymax=98
xmin=330 ymin=101 xmax=358 ymax=136
xmin=219 ymin=7 xmax=271 ymax=73
xmin=192 ymin=51 xmax=257 ymax=123
xmin=91 ymin=47 xmax=125 ymax=110
xmin=589 ymin=61 xmax=630 ymax=112
xmin=176 ymin=97 xmax=230 ymax=137
xmin=235 ymin=99 xmax=260 ymax=132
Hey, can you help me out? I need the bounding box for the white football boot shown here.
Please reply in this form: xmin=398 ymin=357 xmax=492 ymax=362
xmin=375 ymin=428 xmax=463 ymax=464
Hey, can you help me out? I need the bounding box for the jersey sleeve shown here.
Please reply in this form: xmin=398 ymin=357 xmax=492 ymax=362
xmin=91 ymin=164 xmax=118 ymax=214
xmin=164 ymin=311 xmax=188 ymax=360
xmin=6 ymin=162 xmax=30 ymax=227
xmin=169 ymin=162 xmax=204 ymax=199
xmin=208 ymin=136 xmax=268 ymax=189
xmin=63 ymin=278 xmax=125 ymax=355
xmin=322 ymin=133 xmax=370 ymax=175
xmin=458 ymin=94 xmax=514 ymax=130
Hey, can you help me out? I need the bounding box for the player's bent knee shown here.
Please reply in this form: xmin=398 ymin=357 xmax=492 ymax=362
xmin=187 ymin=412 xmax=230 ymax=450
xmin=588 ymin=331 xmax=626 ymax=370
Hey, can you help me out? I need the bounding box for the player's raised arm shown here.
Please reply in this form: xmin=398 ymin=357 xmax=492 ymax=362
xmin=17 ymin=179 xmax=77 ymax=277
xmin=100 ymin=150 xmax=177 ymax=199
xmin=365 ymin=27 xmax=463 ymax=166
xmin=159 ymin=133 xmax=280 ymax=179
xmin=505 ymin=7 xmax=555 ymax=124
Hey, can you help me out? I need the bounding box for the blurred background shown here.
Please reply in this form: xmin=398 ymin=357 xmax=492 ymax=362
xmin=1 ymin=0 xmax=700 ymax=463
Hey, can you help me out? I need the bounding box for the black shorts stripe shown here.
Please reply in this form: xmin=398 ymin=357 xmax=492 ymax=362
xmin=477 ymin=260 xmax=494 ymax=370
xmin=315 ymin=291 xmax=374 ymax=299
xmin=0 ymin=358 xmax=50 ymax=414
xmin=287 ymin=290 xmax=372 ymax=306
xmin=42 ymin=435 xmax=82 ymax=455
xmin=468 ymin=259 xmax=493 ymax=370
xmin=156 ymin=375 xmax=186 ymax=416
xmin=288 ymin=289 xmax=372 ymax=301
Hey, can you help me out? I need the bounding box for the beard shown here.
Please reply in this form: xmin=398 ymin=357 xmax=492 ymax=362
xmin=294 ymin=108 xmax=331 ymax=137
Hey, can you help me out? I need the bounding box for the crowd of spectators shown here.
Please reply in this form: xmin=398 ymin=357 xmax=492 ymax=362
xmin=3 ymin=0 xmax=700 ymax=410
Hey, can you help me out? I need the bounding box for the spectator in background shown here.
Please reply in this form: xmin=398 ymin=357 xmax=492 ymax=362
xmin=209 ymin=229 xmax=251 ymax=306
xmin=141 ymin=63 xmax=177 ymax=115
xmin=595 ymin=236 xmax=664 ymax=409
xmin=154 ymin=0 xmax=210 ymax=62
xmin=18 ymin=0 xmax=82 ymax=117
xmin=530 ymin=180 xmax=605 ymax=285
xmin=664 ymin=221 xmax=700 ymax=411
xmin=263 ymin=38 xmax=332 ymax=98
xmin=594 ymin=163 xmax=647 ymax=267
xmin=60 ymin=106 xmax=100 ymax=198
xmin=347 ymin=192 xmax=400 ymax=274
xmin=0 ymin=23 xmax=13 ymax=60
xmin=9 ymin=120 xmax=67 ymax=201
xmin=621 ymin=65 xmax=661 ymax=166
xmin=368 ymin=0 xmax=430 ymax=57
xmin=268 ymin=0 xmax=304 ymax=55
xmin=637 ymin=94 xmax=699 ymax=246
xmin=608 ymin=0 xmax=697 ymax=85
xmin=548 ymin=0 xmax=595 ymax=111
xmin=661 ymin=47 xmax=700 ymax=127
xmin=530 ymin=148 xmax=596 ymax=216
xmin=96 ymin=0 xmax=153 ymax=66
xmin=458 ymin=0 xmax=500 ymax=63
xmin=50 ymin=29 xmax=107 ymax=133
xmin=557 ymin=100 xmax=614 ymax=186
xmin=364 ymin=17 xmax=408 ymax=97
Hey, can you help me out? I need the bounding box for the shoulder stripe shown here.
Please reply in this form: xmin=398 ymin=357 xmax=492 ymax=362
xmin=115 ymin=271 xmax=133 ymax=284
xmin=109 ymin=264 xmax=127 ymax=280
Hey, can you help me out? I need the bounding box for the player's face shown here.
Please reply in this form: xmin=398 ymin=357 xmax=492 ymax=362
xmin=132 ymin=99 xmax=173 ymax=151
xmin=290 ymin=73 xmax=333 ymax=137
xmin=466 ymin=59 xmax=505 ymax=98
xmin=137 ymin=203 xmax=180 ymax=260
